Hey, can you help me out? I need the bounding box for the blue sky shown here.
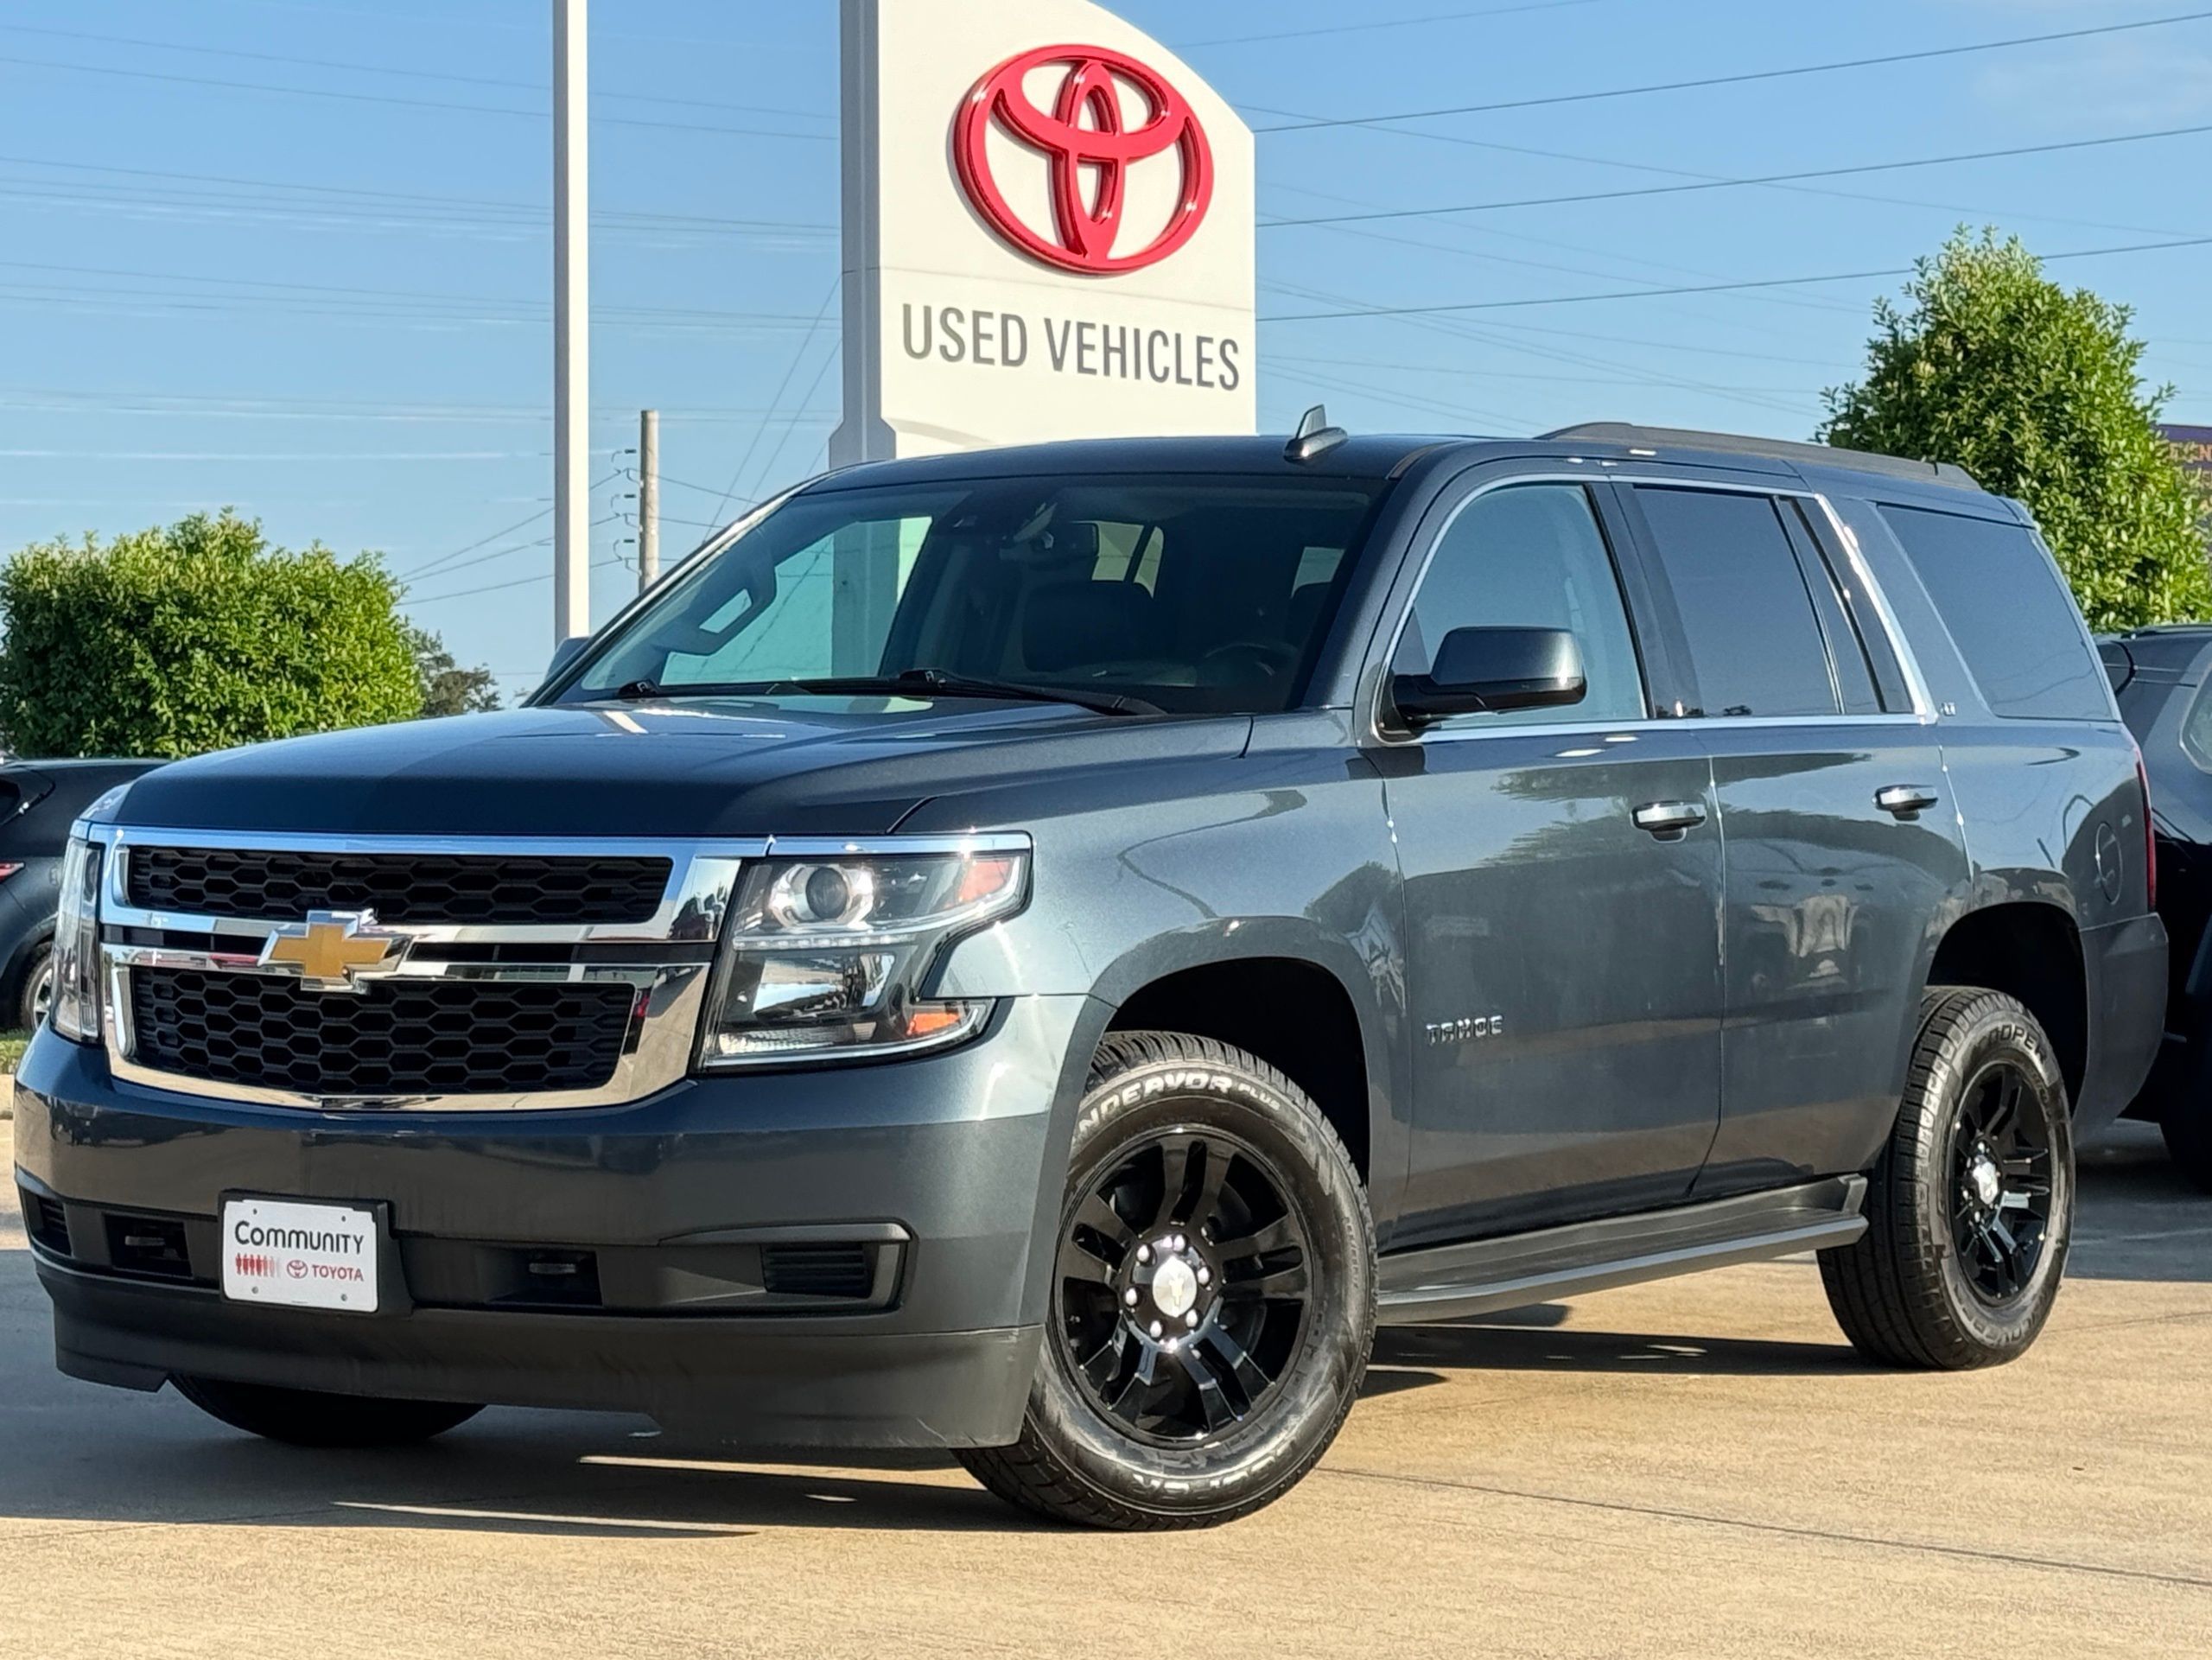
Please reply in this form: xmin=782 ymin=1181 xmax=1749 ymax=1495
xmin=4 ymin=0 xmax=2209 ymax=701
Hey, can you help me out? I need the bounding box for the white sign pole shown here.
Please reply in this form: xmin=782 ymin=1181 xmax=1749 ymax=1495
xmin=552 ymin=0 xmax=592 ymax=643
xmin=831 ymin=0 xmax=892 ymax=467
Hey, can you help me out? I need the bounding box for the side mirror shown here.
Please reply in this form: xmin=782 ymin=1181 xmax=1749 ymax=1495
xmin=1390 ymin=626 xmax=1586 ymax=729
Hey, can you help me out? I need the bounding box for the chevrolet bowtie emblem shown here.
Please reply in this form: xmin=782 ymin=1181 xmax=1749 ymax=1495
xmin=260 ymin=909 xmax=410 ymax=993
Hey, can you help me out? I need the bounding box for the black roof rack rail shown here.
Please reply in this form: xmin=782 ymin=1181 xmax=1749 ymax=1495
xmin=1537 ymin=423 xmax=1978 ymax=489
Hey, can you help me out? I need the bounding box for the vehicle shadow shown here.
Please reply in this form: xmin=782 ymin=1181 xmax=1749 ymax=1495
xmin=0 ymin=1408 xmax=1046 ymax=1538
xmin=2070 ymin=1119 xmax=2212 ymax=1283
xmin=1366 ymin=1318 xmax=1867 ymax=1385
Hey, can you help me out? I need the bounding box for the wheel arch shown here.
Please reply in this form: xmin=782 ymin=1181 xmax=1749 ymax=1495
xmin=1923 ymin=900 xmax=2088 ymax=1109
xmin=1104 ymin=955 xmax=1375 ymax=1191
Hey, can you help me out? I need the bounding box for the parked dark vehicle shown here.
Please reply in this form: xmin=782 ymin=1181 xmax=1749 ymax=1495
xmin=2098 ymin=625 xmax=2212 ymax=1189
xmin=13 ymin=423 xmax=2163 ymax=1529
xmin=0 ymin=760 xmax=162 ymax=1032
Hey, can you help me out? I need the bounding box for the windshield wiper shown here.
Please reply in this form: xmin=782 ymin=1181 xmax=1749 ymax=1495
xmin=784 ymin=669 xmax=1161 ymax=718
xmin=590 ymin=670 xmax=1160 ymax=717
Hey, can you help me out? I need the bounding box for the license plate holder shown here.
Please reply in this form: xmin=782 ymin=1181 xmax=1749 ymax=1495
xmin=219 ymin=1195 xmax=395 ymax=1316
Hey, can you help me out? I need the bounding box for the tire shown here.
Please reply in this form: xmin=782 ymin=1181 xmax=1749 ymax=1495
xmin=1821 ymin=988 xmax=2075 ymax=1370
xmin=175 ymin=1376 xmax=483 ymax=1447
xmin=959 ymin=1031 xmax=1375 ymax=1529
xmin=2160 ymin=1074 xmax=2212 ymax=1193
xmin=12 ymin=940 xmax=50 ymax=1032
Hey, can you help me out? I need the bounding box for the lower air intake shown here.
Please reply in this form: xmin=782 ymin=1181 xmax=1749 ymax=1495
xmin=760 ymin=1243 xmax=874 ymax=1301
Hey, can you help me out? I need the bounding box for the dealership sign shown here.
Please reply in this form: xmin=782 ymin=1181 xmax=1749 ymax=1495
xmin=830 ymin=0 xmax=1257 ymax=463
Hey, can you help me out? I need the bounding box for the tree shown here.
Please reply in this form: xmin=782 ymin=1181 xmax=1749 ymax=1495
xmin=0 ymin=511 xmax=422 ymax=759
xmin=407 ymin=624 xmax=501 ymax=718
xmin=1821 ymin=229 xmax=2210 ymax=631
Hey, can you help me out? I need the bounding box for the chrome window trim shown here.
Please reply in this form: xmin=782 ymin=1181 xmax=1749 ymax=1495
xmin=80 ymin=825 xmax=1031 ymax=1113
xmin=1365 ymin=469 xmax=1937 ymax=747
xmin=1804 ymin=493 xmax=1939 ymax=721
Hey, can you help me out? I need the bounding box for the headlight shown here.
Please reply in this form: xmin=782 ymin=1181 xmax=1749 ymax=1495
xmin=697 ymin=846 xmax=1027 ymax=1067
xmin=51 ymin=834 xmax=103 ymax=1043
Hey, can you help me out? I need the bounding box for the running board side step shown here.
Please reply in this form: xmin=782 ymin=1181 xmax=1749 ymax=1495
xmin=1376 ymin=1175 xmax=1868 ymax=1326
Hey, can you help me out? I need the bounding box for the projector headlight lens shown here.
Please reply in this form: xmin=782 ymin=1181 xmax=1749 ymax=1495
xmin=697 ymin=847 xmax=1027 ymax=1067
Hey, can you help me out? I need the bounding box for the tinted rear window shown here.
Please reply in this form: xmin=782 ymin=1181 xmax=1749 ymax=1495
xmin=1879 ymin=505 xmax=2109 ymax=721
xmin=1631 ymin=486 xmax=1840 ymax=718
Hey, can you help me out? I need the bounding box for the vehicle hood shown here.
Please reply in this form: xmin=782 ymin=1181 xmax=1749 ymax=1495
xmin=104 ymin=698 xmax=1253 ymax=838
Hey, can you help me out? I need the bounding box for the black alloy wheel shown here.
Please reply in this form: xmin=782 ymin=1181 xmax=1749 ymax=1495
xmin=1822 ymin=987 xmax=2075 ymax=1370
xmin=959 ymin=1030 xmax=1374 ymax=1530
xmin=1947 ymin=1059 xmax=2058 ymax=1307
xmin=1056 ymin=1126 xmax=1313 ymax=1445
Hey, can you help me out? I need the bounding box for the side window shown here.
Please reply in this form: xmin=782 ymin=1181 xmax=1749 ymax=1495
xmin=1394 ymin=483 xmax=1646 ymax=728
xmin=1631 ymin=487 xmax=1840 ymax=719
xmin=1877 ymin=504 xmax=2109 ymax=721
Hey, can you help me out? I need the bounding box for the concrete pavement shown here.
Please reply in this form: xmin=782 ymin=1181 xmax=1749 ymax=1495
xmin=4 ymin=1123 xmax=2208 ymax=1658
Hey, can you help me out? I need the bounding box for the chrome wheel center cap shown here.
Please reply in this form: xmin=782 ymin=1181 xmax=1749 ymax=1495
xmin=1151 ymin=1256 xmax=1199 ymax=1320
xmin=1968 ymin=1153 xmax=2002 ymax=1210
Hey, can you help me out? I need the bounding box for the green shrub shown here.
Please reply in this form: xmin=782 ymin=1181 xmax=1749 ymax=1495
xmin=1821 ymin=229 xmax=2211 ymax=631
xmin=0 ymin=511 xmax=423 ymax=758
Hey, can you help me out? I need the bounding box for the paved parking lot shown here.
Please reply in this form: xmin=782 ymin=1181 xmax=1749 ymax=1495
xmin=5 ymin=1122 xmax=2208 ymax=1659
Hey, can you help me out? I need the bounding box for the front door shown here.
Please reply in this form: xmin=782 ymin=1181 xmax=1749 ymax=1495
xmin=1370 ymin=477 xmax=1726 ymax=1248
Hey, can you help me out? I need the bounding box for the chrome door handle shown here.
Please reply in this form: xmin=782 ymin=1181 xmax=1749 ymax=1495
xmin=1632 ymin=800 xmax=1708 ymax=839
xmin=1876 ymin=785 xmax=1939 ymax=818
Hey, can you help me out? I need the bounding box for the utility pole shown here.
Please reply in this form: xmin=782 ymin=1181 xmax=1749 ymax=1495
xmin=552 ymin=0 xmax=590 ymax=644
xmin=637 ymin=409 xmax=659 ymax=592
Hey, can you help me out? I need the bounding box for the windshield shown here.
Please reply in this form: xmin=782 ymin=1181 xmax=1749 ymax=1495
xmin=558 ymin=474 xmax=1390 ymax=716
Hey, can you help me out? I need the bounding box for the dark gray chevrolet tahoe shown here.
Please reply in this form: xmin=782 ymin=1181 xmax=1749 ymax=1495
xmin=12 ymin=422 xmax=2166 ymax=1529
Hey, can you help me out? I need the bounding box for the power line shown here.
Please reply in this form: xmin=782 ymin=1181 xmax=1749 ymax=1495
xmin=0 ymin=448 xmax=547 ymax=461
xmin=1246 ymin=101 xmax=2207 ymax=248
xmin=1262 ymin=234 xmax=2212 ymax=322
xmin=0 ymin=54 xmax=835 ymax=140
xmin=0 ymin=285 xmax=823 ymax=336
xmin=1178 ymin=0 xmax=1630 ymax=49
xmin=1263 ymin=270 xmax=1813 ymax=418
xmin=0 ymin=22 xmax=834 ymax=124
xmin=404 ymin=480 xmax=618 ymax=582
xmin=409 ymin=552 xmax=628 ymax=607
xmin=1253 ymin=9 xmax=2212 ymax=132
xmin=711 ymin=278 xmax=841 ymax=519
xmin=0 ymin=260 xmax=823 ymax=324
xmin=0 ymin=388 xmax=827 ymax=423
xmin=404 ymin=513 xmax=620 ymax=588
xmin=1261 ymin=122 xmax=2212 ymax=229
xmin=1263 ymin=179 xmax=1861 ymax=331
xmin=747 ymin=343 xmax=845 ymax=504
xmin=0 ymin=179 xmax=827 ymax=251
xmin=0 ymin=155 xmax=833 ymax=235
xmin=1270 ymin=353 xmax=1815 ymax=392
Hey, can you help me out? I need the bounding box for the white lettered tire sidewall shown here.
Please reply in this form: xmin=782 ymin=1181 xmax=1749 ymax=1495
xmin=1919 ymin=1004 xmax=2075 ymax=1352
xmin=1021 ymin=1034 xmax=1374 ymax=1523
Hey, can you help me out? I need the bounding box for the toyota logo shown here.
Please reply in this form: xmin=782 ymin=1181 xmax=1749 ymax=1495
xmin=954 ymin=43 xmax=1214 ymax=277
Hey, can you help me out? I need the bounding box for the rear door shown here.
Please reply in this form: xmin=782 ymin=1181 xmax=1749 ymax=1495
xmin=1616 ymin=482 xmax=1971 ymax=1194
xmin=1368 ymin=473 xmax=1726 ymax=1245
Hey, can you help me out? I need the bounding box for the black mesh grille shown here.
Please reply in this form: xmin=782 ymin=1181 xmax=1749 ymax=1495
xmin=760 ymin=1243 xmax=874 ymax=1300
xmin=130 ymin=969 xmax=636 ymax=1097
xmin=126 ymin=848 xmax=671 ymax=925
xmin=21 ymin=1190 xmax=70 ymax=1256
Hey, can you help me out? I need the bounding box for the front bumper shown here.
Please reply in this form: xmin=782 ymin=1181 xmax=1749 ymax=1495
xmin=12 ymin=994 xmax=1104 ymax=1447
